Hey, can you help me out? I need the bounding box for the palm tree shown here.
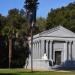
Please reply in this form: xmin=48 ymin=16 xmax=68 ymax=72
xmin=24 ymin=0 xmax=38 ymax=26
xmin=24 ymin=0 xmax=39 ymax=71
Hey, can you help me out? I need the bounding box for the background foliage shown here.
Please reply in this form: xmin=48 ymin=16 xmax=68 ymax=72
xmin=0 ymin=1 xmax=75 ymax=68
xmin=46 ymin=2 xmax=75 ymax=32
xmin=0 ymin=8 xmax=29 ymax=68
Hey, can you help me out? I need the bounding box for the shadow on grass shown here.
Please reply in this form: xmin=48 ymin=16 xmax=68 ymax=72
xmin=16 ymin=71 xmax=42 ymax=75
xmin=0 ymin=74 xmax=17 ymax=75
xmin=0 ymin=71 xmax=40 ymax=75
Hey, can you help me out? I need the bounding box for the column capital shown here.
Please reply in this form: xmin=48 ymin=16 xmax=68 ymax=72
xmin=34 ymin=41 xmax=36 ymax=44
xmin=65 ymin=41 xmax=73 ymax=44
xmin=69 ymin=41 xmax=73 ymax=43
xmin=65 ymin=40 xmax=69 ymax=43
xmin=40 ymin=39 xmax=44 ymax=41
xmin=33 ymin=41 xmax=36 ymax=43
xmin=46 ymin=40 xmax=49 ymax=42
xmin=50 ymin=40 xmax=53 ymax=42
xmin=38 ymin=40 xmax=41 ymax=42
xmin=49 ymin=40 xmax=53 ymax=60
xmin=35 ymin=40 xmax=39 ymax=43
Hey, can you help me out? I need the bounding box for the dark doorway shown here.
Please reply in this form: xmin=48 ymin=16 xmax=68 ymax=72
xmin=55 ymin=51 xmax=61 ymax=65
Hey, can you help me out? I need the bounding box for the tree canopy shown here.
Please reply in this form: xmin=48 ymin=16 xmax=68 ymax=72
xmin=46 ymin=2 xmax=75 ymax=32
xmin=0 ymin=8 xmax=29 ymax=68
xmin=0 ymin=1 xmax=75 ymax=68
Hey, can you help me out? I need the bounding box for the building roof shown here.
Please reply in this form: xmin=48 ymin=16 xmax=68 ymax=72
xmin=39 ymin=25 xmax=75 ymax=38
xmin=28 ymin=26 xmax=75 ymax=40
xmin=34 ymin=26 xmax=75 ymax=38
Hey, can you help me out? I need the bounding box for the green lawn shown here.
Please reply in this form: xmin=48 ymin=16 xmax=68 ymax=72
xmin=18 ymin=71 xmax=75 ymax=75
xmin=0 ymin=69 xmax=75 ymax=75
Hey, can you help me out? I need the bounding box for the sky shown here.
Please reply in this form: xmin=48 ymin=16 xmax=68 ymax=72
xmin=0 ymin=0 xmax=75 ymax=18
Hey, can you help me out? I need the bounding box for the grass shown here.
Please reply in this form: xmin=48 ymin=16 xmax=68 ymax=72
xmin=0 ymin=69 xmax=75 ymax=75
xmin=0 ymin=68 xmax=29 ymax=74
xmin=18 ymin=71 xmax=75 ymax=75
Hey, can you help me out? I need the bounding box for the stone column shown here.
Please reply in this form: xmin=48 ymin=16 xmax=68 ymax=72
xmin=35 ymin=42 xmax=37 ymax=59
xmin=71 ymin=41 xmax=73 ymax=61
xmin=71 ymin=41 xmax=72 ymax=61
xmin=49 ymin=40 xmax=53 ymax=60
xmin=38 ymin=40 xmax=41 ymax=59
xmin=33 ymin=42 xmax=36 ymax=59
xmin=46 ymin=40 xmax=49 ymax=58
xmin=35 ymin=42 xmax=38 ymax=59
xmin=62 ymin=42 xmax=64 ymax=63
xmin=37 ymin=42 xmax=39 ymax=59
xmin=41 ymin=40 xmax=45 ymax=58
xmin=68 ymin=41 xmax=72 ymax=61
xmin=64 ymin=41 xmax=68 ymax=62
xmin=52 ymin=41 xmax=54 ymax=61
xmin=38 ymin=41 xmax=39 ymax=59
xmin=40 ymin=40 xmax=41 ymax=59
xmin=33 ymin=42 xmax=34 ymax=59
xmin=38 ymin=41 xmax=40 ymax=59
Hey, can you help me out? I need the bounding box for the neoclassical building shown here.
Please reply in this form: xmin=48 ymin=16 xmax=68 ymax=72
xmin=27 ymin=26 xmax=75 ymax=70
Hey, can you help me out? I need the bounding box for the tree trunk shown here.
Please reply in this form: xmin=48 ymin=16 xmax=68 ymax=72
xmin=9 ymin=34 xmax=12 ymax=68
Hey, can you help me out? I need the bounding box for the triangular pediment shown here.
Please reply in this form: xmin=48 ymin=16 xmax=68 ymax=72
xmin=39 ymin=26 xmax=75 ymax=37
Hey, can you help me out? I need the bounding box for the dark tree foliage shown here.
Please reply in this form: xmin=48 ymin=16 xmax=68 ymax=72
xmin=24 ymin=0 xmax=39 ymax=36
xmin=0 ymin=1 xmax=75 ymax=68
xmin=36 ymin=17 xmax=47 ymax=33
xmin=46 ymin=2 xmax=75 ymax=32
xmin=0 ymin=15 xmax=9 ymax=68
xmin=0 ymin=8 xmax=29 ymax=68
xmin=0 ymin=14 xmax=6 ymax=32
xmin=11 ymin=33 xmax=29 ymax=68
xmin=0 ymin=34 xmax=9 ymax=68
xmin=24 ymin=0 xmax=38 ymax=23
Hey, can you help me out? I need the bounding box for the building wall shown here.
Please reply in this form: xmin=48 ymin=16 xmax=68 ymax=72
xmin=27 ymin=26 xmax=75 ymax=70
xmin=72 ymin=41 xmax=75 ymax=61
xmin=53 ymin=42 xmax=64 ymax=63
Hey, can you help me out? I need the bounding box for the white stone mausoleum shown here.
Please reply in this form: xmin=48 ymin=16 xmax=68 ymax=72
xmin=27 ymin=26 xmax=75 ymax=70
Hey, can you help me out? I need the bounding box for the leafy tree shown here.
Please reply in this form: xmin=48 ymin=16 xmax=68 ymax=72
xmin=0 ymin=8 xmax=29 ymax=68
xmin=7 ymin=8 xmax=29 ymax=68
xmin=24 ymin=0 xmax=39 ymax=35
xmin=0 ymin=34 xmax=9 ymax=68
xmin=11 ymin=32 xmax=29 ymax=68
xmin=0 ymin=14 xmax=8 ymax=68
xmin=0 ymin=14 xmax=6 ymax=33
xmin=36 ymin=17 xmax=47 ymax=33
xmin=46 ymin=2 xmax=75 ymax=32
